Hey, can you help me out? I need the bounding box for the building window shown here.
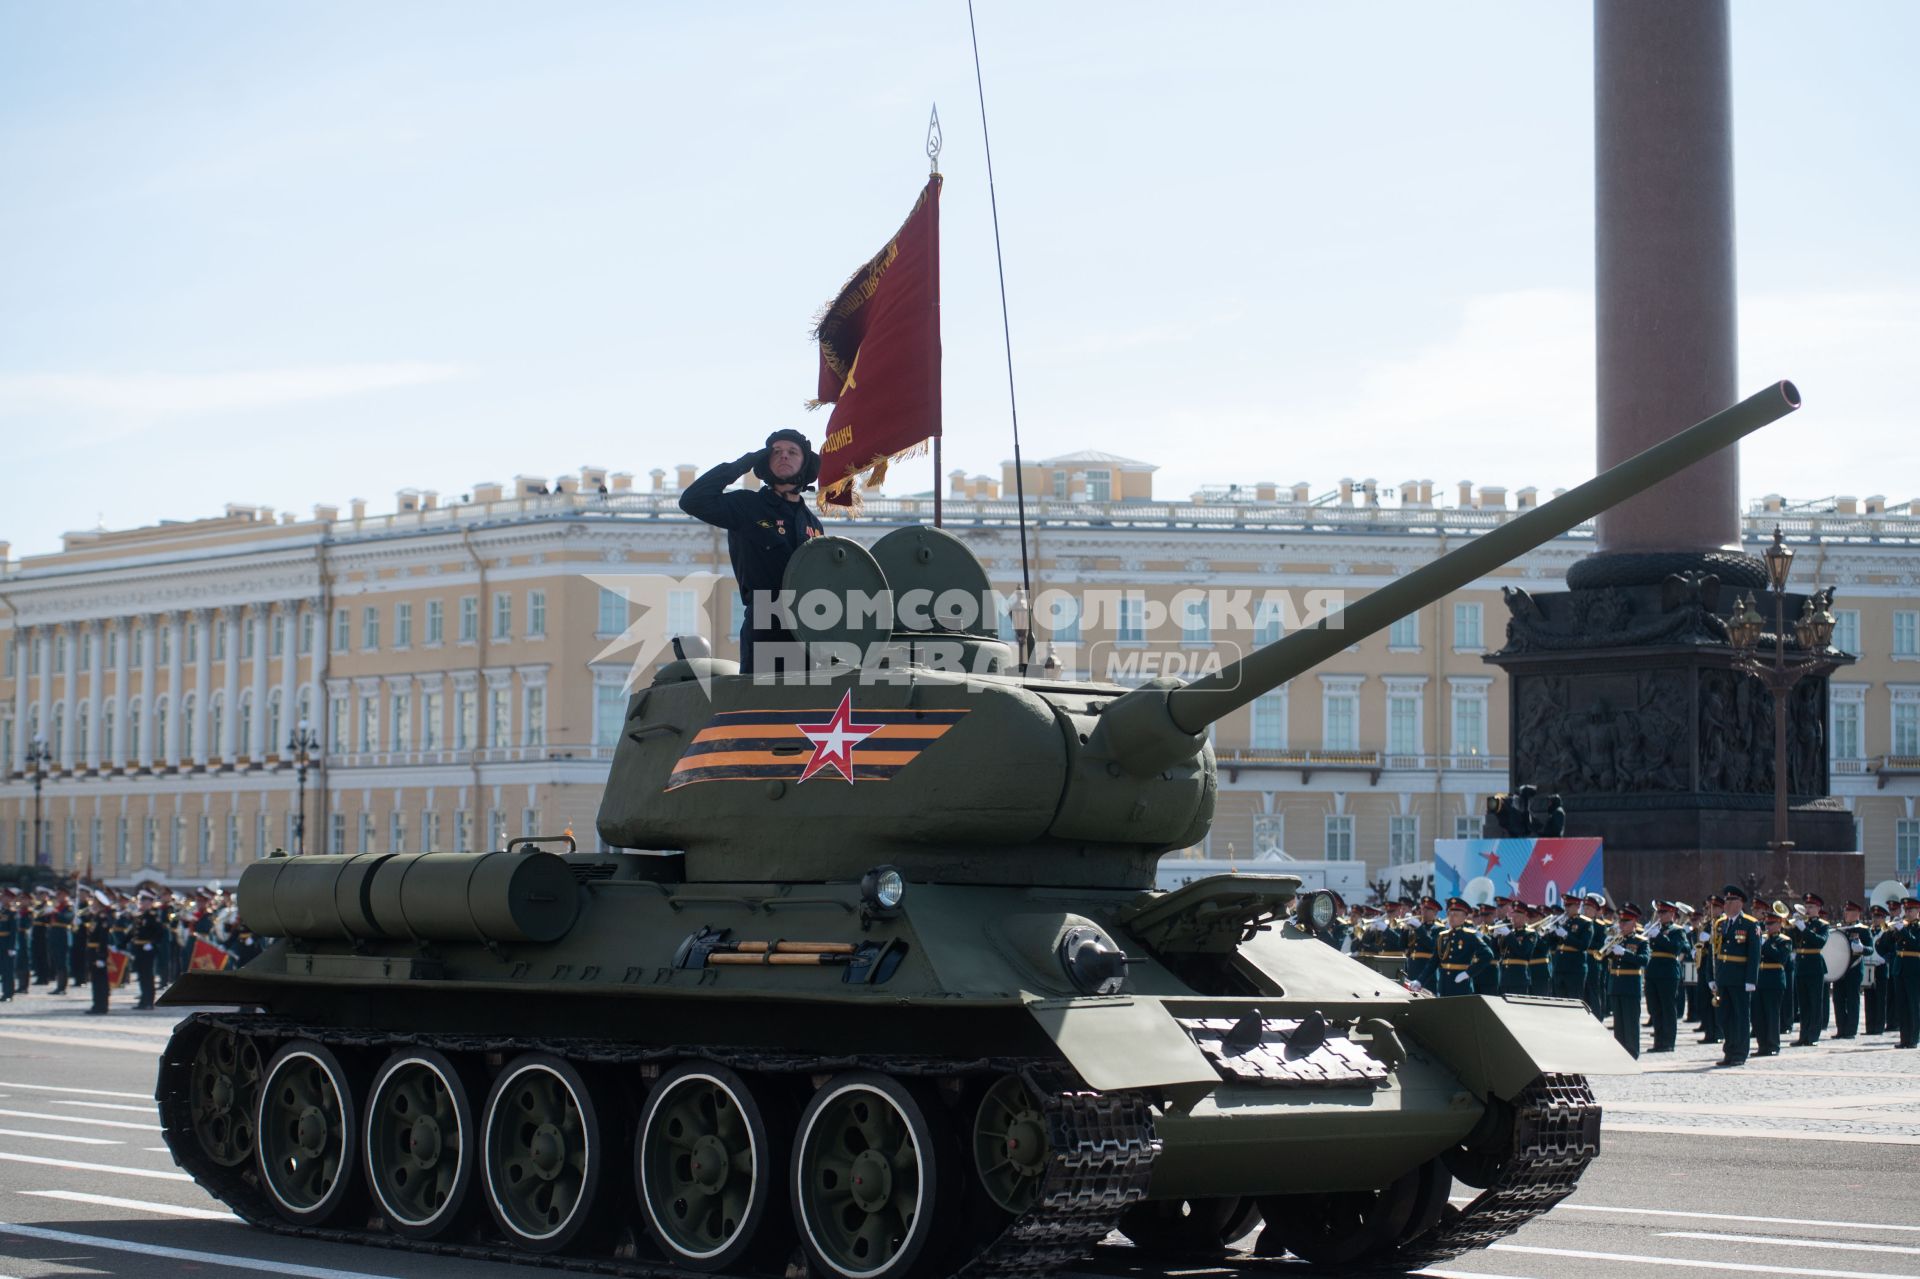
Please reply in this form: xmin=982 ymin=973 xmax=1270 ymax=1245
xmin=423 ymin=810 xmax=441 ymax=852
xmin=488 ymin=809 xmax=507 ymax=852
xmin=459 ymin=596 xmax=479 ymax=644
xmin=1897 ymin=818 xmax=1920 ymax=880
xmin=242 ymin=618 xmax=255 ymax=660
xmin=1894 ymin=698 xmax=1920 ymax=757
xmin=1117 ymin=595 xmax=1145 ymax=645
xmin=1388 ymin=690 xmax=1421 ymax=756
xmin=1388 ymin=614 xmax=1419 ymax=650
xmin=395 ymin=602 xmax=413 ymax=648
xmin=1322 ymin=682 xmax=1360 ymax=751
xmin=391 ymin=692 xmax=412 ymax=751
xmin=171 ymin=814 xmax=185 ymax=865
xmin=523 ymin=806 xmax=540 ymax=836
xmin=456 ymin=809 xmax=473 ymax=852
xmin=493 ymin=593 xmax=512 ymax=641
xmin=334 ymin=608 xmax=350 ymax=653
xmin=1389 ymin=815 xmax=1419 ymax=865
xmin=1829 ymin=608 xmax=1859 ymax=654
xmin=1179 ymin=594 xmax=1211 ymax=645
xmin=1895 ymin=611 xmax=1919 ymax=658
xmin=359 ymin=695 xmax=378 ymax=754
xmin=426 ymin=600 xmax=445 ymax=645
xmin=667 ymin=589 xmax=697 ymax=639
xmin=271 ymin=615 xmax=285 ymax=657
xmin=328 ymin=695 xmax=347 ymax=753
xmin=1452 ymin=602 xmax=1483 ymax=651
xmin=267 ymin=689 xmax=283 ymax=752
xmin=524 ymin=686 xmax=546 ymax=747
xmin=389 ymin=810 xmax=407 ymax=854
xmin=1324 ymin=814 xmax=1355 ymax=861
xmin=254 ymin=811 xmax=267 ymax=859
xmin=1047 ymin=593 xmax=1081 ymax=644
xmin=421 ymin=691 xmax=444 ymax=750
xmin=1454 ymin=815 xmax=1479 ymax=840
xmin=995 ymin=597 xmax=1016 ymax=645
xmin=329 ymin=812 xmax=346 ymax=855
xmin=1051 ymin=471 xmax=1066 ymax=499
xmin=238 ymin=694 xmax=253 ymax=755
xmin=595 ymin=680 xmax=627 ymax=748
xmin=300 ymin=612 xmax=314 ymax=654
xmin=1251 ymin=691 xmax=1286 ymax=751
xmin=359 ymin=812 xmax=375 ymax=855
xmin=1831 ymin=697 xmax=1863 ymax=760
xmin=363 ymin=606 xmax=380 ymax=651
xmin=1451 ymin=691 xmax=1487 ymax=757
xmin=116 ymin=817 xmax=129 ymax=866
xmin=490 ymin=686 xmax=511 ymax=749
xmin=1251 ymin=813 xmax=1284 ymax=858
xmin=455 ymin=689 xmax=477 ymax=749
xmin=1086 ymin=470 xmax=1112 ymax=502
xmin=225 ymin=813 xmax=239 ymax=861
xmin=528 ymin=590 xmax=547 ymax=638
xmin=598 ymin=588 xmax=626 ymax=638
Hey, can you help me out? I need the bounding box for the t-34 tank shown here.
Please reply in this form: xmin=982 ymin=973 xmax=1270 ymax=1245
xmin=160 ymin=383 xmax=1798 ymax=1276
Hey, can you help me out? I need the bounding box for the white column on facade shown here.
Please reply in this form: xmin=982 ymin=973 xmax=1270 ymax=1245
xmin=84 ymin=620 xmax=104 ymax=773
xmin=162 ymin=610 xmax=184 ymax=770
xmin=219 ymin=606 xmax=241 ymax=763
xmin=134 ymin=617 xmax=155 ymax=771
xmin=307 ymin=596 xmax=329 ymax=742
xmin=248 ymin=606 xmax=271 ymax=764
xmin=59 ymin=626 xmax=80 ymax=771
xmin=110 ymin=620 xmax=129 ymax=771
xmin=277 ymin=602 xmax=300 ymax=762
xmin=10 ymin=625 xmax=29 ymax=773
xmin=191 ymin=608 xmax=212 ymax=770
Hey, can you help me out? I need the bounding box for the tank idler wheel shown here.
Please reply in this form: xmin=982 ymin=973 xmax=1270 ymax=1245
xmin=792 ymin=1071 xmax=954 ymax=1279
xmin=1117 ymin=1197 xmax=1252 ymax=1259
xmin=189 ymin=1026 xmax=263 ymax=1168
xmin=365 ymin=1048 xmax=475 ymax=1240
xmin=970 ymin=1074 xmax=1048 ymax=1217
xmin=481 ymin=1053 xmax=606 ymax=1254
xmin=257 ymin=1040 xmax=362 ymax=1225
xmin=637 ymin=1061 xmax=791 ymax=1271
xmin=1255 ymin=1157 xmax=1452 ymax=1270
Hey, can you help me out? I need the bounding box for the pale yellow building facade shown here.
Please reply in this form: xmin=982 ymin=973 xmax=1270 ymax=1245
xmin=3 ymin=457 xmax=1917 ymax=891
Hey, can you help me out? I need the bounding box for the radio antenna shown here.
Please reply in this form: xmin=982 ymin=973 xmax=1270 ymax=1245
xmin=966 ymin=0 xmax=1035 ymax=661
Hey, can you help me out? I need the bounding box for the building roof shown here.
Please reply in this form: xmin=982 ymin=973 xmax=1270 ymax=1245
xmin=1004 ymin=449 xmax=1159 ymax=472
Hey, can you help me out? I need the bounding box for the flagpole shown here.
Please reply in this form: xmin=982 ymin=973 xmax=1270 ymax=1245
xmin=928 ymin=104 xmax=943 ymax=528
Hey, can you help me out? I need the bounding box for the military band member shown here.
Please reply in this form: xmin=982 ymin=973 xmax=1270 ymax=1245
xmin=1752 ymin=908 xmax=1794 ymax=1056
xmin=1696 ymin=895 xmax=1723 ymax=1042
xmin=1789 ymin=893 xmax=1831 ymax=1045
xmin=1894 ymin=897 xmax=1920 ymax=1050
xmin=1471 ymin=903 xmax=1502 ymax=993
xmin=1435 ymin=898 xmax=1496 ymax=996
xmin=1832 ymin=900 xmax=1871 ymax=1039
xmin=1645 ymin=901 xmax=1687 ymax=1052
xmin=1583 ymin=895 xmax=1610 ymax=1017
xmin=132 ymin=898 xmax=165 ymax=1010
xmin=1525 ymin=903 xmax=1553 ymax=996
xmin=1607 ymin=906 xmax=1651 ymax=1058
xmin=1873 ymin=903 xmax=1899 ymax=1036
xmin=80 ymin=903 xmax=113 ymax=1016
xmin=1548 ymin=894 xmax=1595 ymax=1002
xmin=9 ymin=897 xmax=29 ymax=996
xmin=1712 ymin=886 xmax=1760 ymax=1066
xmin=1491 ymin=899 xmax=1534 ymax=996
xmin=45 ymin=895 xmax=72 ymax=995
xmin=1406 ymin=897 xmax=1441 ymax=991
xmin=0 ymin=891 xmax=16 ymax=1000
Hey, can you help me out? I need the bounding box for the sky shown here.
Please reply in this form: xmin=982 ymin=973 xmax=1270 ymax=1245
xmin=2 ymin=1 xmax=1916 ymax=559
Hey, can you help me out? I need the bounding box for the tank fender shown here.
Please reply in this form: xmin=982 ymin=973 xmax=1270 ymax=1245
xmin=1026 ymin=996 xmax=1219 ymax=1107
xmin=1395 ymin=995 xmax=1637 ymax=1102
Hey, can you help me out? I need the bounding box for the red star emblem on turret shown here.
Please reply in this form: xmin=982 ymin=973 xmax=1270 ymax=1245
xmin=795 ymin=691 xmax=882 ymax=784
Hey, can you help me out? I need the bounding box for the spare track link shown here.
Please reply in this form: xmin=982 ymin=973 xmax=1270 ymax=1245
xmin=1390 ymin=1072 xmax=1602 ymax=1268
xmin=156 ymin=1012 xmax=1158 ymax=1279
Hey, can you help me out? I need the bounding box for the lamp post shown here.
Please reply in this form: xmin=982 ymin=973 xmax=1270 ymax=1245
xmin=1726 ymin=527 xmax=1838 ymax=893
xmin=286 ymin=719 xmax=321 ymax=855
xmin=25 ymin=734 xmax=52 ymax=868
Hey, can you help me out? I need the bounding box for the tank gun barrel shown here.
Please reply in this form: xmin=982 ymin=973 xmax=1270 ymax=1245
xmin=1093 ymin=381 xmax=1800 ymax=773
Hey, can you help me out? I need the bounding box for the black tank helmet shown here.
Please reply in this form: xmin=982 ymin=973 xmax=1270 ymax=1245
xmin=754 ymin=428 xmax=820 ymax=489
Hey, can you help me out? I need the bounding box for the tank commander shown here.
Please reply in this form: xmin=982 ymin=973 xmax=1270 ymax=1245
xmin=679 ymin=430 xmax=824 ymax=673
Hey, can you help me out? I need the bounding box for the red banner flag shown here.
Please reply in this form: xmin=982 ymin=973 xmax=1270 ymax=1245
xmin=189 ymin=937 xmax=231 ymax=972
xmin=107 ymin=948 xmax=130 ymax=987
xmin=810 ymin=174 xmax=942 ymax=508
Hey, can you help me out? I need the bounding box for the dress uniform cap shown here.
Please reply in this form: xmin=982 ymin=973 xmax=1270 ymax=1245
xmin=1673 ymin=901 xmax=1694 ymax=915
xmin=1618 ymin=906 xmax=1641 ymax=922
xmin=1445 ymin=897 xmax=1471 ymax=912
xmin=1803 ymin=893 xmax=1825 ymax=907
xmin=1870 ymin=904 xmax=1889 ymax=916
xmin=1722 ymin=885 xmax=1746 ymax=900
xmin=1843 ymin=900 xmax=1864 ymax=912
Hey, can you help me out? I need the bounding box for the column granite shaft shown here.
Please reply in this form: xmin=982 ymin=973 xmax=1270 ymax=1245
xmin=162 ymin=612 xmax=184 ymax=770
xmin=36 ymin=630 xmax=54 ymax=764
xmin=84 ymin=622 xmax=104 ymax=773
xmin=135 ymin=618 xmax=155 ymax=771
xmin=1593 ymin=0 xmax=1740 ymax=556
xmin=249 ymin=607 xmax=271 ymax=762
xmin=191 ymin=609 xmax=212 ymax=769
xmin=59 ymin=628 xmax=79 ymax=771
xmin=110 ymin=620 xmax=129 ymax=772
xmin=220 ymin=607 xmax=241 ymax=763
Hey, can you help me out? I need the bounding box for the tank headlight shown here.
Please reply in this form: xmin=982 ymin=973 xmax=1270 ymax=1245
xmin=1300 ymin=891 xmax=1336 ymax=932
xmin=861 ymin=865 xmax=906 ymax=912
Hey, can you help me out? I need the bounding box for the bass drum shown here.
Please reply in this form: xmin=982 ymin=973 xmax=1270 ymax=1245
xmin=1821 ymin=930 xmax=1852 ymax=983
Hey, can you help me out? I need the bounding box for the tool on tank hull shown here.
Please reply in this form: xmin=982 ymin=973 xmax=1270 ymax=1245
xmin=160 ymin=383 xmax=1798 ymax=1276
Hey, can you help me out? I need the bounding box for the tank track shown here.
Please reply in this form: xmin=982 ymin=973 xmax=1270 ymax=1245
xmin=156 ymin=1011 xmax=1158 ymax=1279
xmin=1387 ymin=1072 xmax=1602 ymax=1269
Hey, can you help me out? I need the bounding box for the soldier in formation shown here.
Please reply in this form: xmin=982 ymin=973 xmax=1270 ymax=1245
xmin=1753 ymin=907 xmax=1794 ymax=1057
xmin=1644 ymin=900 xmax=1688 ymax=1052
xmin=1434 ymin=898 xmax=1496 ymax=996
xmin=1710 ymin=886 xmax=1760 ymax=1067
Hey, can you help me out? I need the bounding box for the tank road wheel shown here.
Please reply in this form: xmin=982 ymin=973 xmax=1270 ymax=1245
xmin=364 ymin=1049 xmax=475 ymax=1240
xmin=188 ymin=1026 xmax=262 ymax=1167
xmin=1255 ymin=1157 xmax=1451 ymax=1270
xmin=481 ymin=1053 xmax=605 ymax=1253
xmin=970 ymin=1074 xmax=1047 ymax=1217
xmin=257 ymin=1040 xmax=361 ymax=1224
xmin=636 ymin=1061 xmax=790 ymax=1271
xmin=1117 ymin=1197 xmax=1254 ymax=1260
xmin=792 ymin=1071 xmax=952 ymax=1279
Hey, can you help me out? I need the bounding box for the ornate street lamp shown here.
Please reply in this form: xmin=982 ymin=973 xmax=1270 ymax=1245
xmin=1727 ymin=527 xmax=1839 ymax=890
xmin=286 ymin=719 xmax=321 ymax=856
xmin=25 ymin=734 xmax=52 ymax=869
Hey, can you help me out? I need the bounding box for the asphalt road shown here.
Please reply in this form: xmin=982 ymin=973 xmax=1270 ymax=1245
xmin=0 ymin=993 xmax=1914 ymax=1279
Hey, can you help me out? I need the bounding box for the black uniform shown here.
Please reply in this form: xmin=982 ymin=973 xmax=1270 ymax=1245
xmin=1754 ymin=926 xmax=1793 ymax=1056
xmin=79 ymin=914 xmax=113 ymax=1014
xmin=0 ymin=905 xmax=15 ymax=999
xmin=1548 ymin=912 xmax=1594 ymax=1001
xmin=678 ymin=449 xmax=824 ymax=674
xmin=1606 ymin=931 xmax=1650 ymax=1058
xmin=1435 ymin=924 xmax=1496 ymax=996
xmin=1790 ymin=914 xmax=1830 ymax=1044
xmin=1645 ymin=919 xmax=1688 ymax=1051
xmin=1893 ymin=914 xmax=1920 ymax=1049
xmin=1714 ymin=911 xmax=1762 ymax=1066
xmin=45 ymin=906 xmax=72 ymax=994
xmin=1833 ymin=919 xmax=1871 ymax=1038
xmin=132 ymin=910 xmax=166 ymax=1009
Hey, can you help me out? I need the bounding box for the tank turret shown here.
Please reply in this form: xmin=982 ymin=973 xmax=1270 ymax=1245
xmin=599 ymin=381 xmax=1800 ymax=885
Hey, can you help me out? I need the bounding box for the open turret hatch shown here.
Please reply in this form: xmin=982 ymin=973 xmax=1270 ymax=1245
xmin=1118 ymin=873 xmax=1301 ymax=955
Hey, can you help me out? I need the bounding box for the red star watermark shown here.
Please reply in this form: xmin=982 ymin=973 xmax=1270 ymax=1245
xmin=795 ymin=691 xmax=882 ymax=784
xmin=1482 ymin=849 xmax=1502 ymax=872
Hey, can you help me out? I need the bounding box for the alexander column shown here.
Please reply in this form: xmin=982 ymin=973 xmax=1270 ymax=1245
xmin=1486 ymin=0 xmax=1859 ymax=908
